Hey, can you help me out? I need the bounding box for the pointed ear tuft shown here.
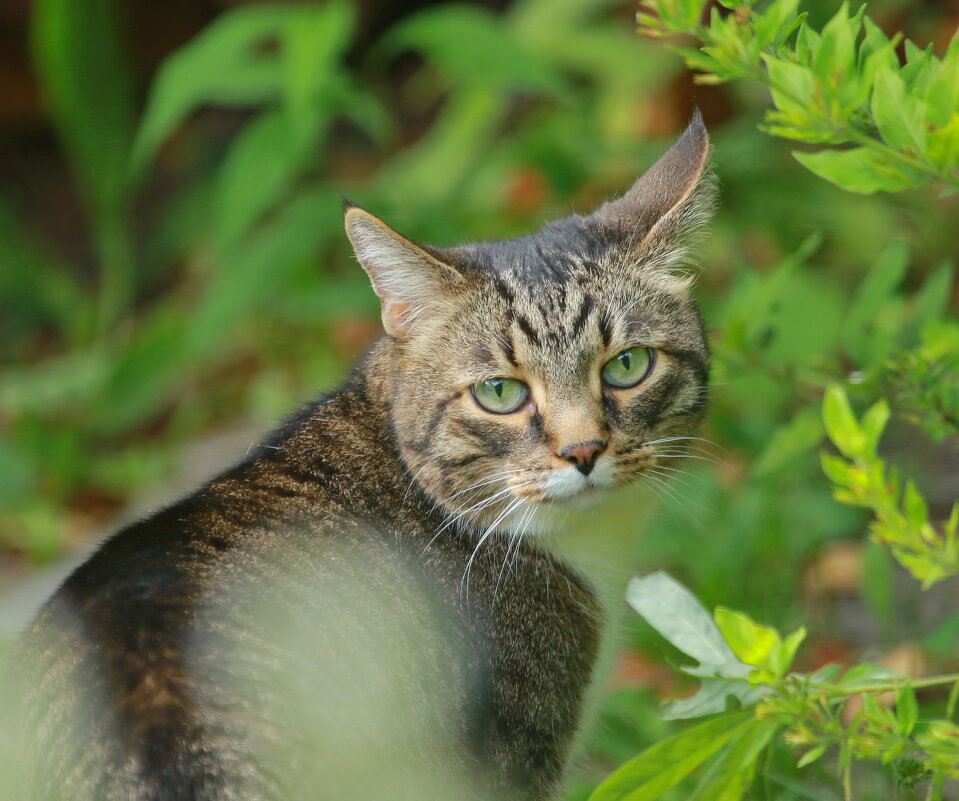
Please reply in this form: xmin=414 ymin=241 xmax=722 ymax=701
xmin=344 ymin=206 xmax=463 ymax=338
xmin=592 ymin=110 xmax=715 ymax=278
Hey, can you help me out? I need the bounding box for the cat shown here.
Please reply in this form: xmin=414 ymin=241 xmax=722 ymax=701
xmin=8 ymin=113 xmax=713 ymax=801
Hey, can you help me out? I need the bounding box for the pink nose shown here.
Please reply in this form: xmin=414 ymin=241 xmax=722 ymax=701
xmin=559 ymin=440 xmax=606 ymax=476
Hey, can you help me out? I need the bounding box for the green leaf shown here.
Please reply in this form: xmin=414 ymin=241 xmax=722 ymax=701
xmin=841 ymin=241 xmax=907 ymax=358
xmin=387 ymin=5 xmax=566 ymax=97
xmin=688 ymin=722 xmax=776 ymax=801
xmin=900 ymin=40 xmax=938 ymax=96
xmin=751 ymin=403 xmax=823 ymax=477
xmin=796 ymin=744 xmax=827 ymax=768
xmin=924 ymin=35 xmax=959 ymax=127
xmin=714 ymin=608 xmax=780 ymax=669
xmin=925 ymin=113 xmax=959 ymax=174
xmin=813 ymin=3 xmax=857 ymax=84
xmin=131 ymin=5 xmax=297 ymax=171
xmin=213 ymin=111 xmax=312 ymax=252
xmin=627 ymin=573 xmax=740 ymax=667
xmin=860 ymin=401 xmax=890 ymax=454
xmin=904 ymin=261 xmax=955 ymax=341
xmin=896 ymin=683 xmax=918 ymax=738
xmin=587 ymin=712 xmax=755 ymax=801
xmin=766 ymin=626 xmax=806 ymax=679
xmin=662 ymin=679 xmax=765 ymax=721
xmin=822 ymin=385 xmax=863 ymax=459
xmin=31 ymin=0 xmax=135 ymax=216
xmin=32 ymin=0 xmax=136 ymax=330
xmin=872 ymin=66 xmax=927 ymax=152
xmin=281 ymin=0 xmax=354 ymax=141
xmin=862 ymin=538 xmax=896 ymax=624
xmin=752 ymin=0 xmax=801 ymax=51
xmin=793 ymin=147 xmax=922 ymax=194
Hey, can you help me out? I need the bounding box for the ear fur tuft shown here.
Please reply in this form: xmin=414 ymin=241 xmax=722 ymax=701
xmin=592 ymin=110 xmax=716 ymax=287
xmin=344 ymin=207 xmax=463 ymax=338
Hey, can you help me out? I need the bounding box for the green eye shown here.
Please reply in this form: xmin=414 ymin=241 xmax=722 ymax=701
xmin=472 ymin=378 xmax=529 ymax=414
xmin=602 ymin=348 xmax=653 ymax=388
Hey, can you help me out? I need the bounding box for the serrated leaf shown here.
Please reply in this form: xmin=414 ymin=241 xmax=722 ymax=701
xmin=793 ymin=147 xmax=922 ymax=194
xmin=587 ymin=712 xmax=754 ymax=801
xmin=627 ymin=573 xmax=740 ymax=667
xmin=752 ymin=0 xmax=800 ymax=51
xmin=900 ymin=40 xmax=938 ymax=96
xmin=925 ymin=35 xmax=959 ymax=127
xmin=814 ymin=3 xmax=857 ymax=84
xmin=872 ymin=66 xmax=927 ymax=152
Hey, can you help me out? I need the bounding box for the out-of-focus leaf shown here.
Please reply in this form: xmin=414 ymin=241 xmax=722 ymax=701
xmin=387 ymin=5 xmax=567 ymax=97
xmin=751 ymin=404 xmax=823 ymax=477
xmin=214 ymin=111 xmax=311 ymax=252
xmin=131 ymin=4 xmax=298 ymax=172
xmin=793 ymin=148 xmax=923 ymax=193
xmin=924 ymin=35 xmax=959 ymax=128
xmin=871 ymin=66 xmax=926 ymax=152
xmin=32 ymin=0 xmax=136 ymax=330
xmin=587 ymin=712 xmax=755 ymax=801
xmin=822 ymin=385 xmax=864 ymax=459
xmin=282 ymin=0 xmax=354 ymax=141
xmin=31 ymin=0 xmax=134 ymax=216
xmin=189 ymin=187 xmax=342 ymax=349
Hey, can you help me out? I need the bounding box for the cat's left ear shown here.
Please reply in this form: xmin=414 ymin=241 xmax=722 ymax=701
xmin=344 ymin=205 xmax=464 ymax=338
xmin=590 ymin=110 xmax=715 ymax=279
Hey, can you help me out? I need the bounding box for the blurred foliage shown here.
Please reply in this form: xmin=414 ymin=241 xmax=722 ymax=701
xmin=1 ymin=0 xmax=957 ymax=798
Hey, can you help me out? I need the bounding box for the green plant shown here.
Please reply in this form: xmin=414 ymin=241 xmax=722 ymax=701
xmin=638 ymin=0 xmax=959 ymax=193
xmin=589 ymin=572 xmax=959 ymax=801
xmin=822 ymin=384 xmax=959 ymax=587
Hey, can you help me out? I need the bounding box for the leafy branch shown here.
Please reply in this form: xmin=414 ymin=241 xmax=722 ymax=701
xmin=637 ymin=0 xmax=959 ymax=194
xmin=588 ymin=573 xmax=959 ymax=801
xmin=822 ymin=385 xmax=959 ymax=588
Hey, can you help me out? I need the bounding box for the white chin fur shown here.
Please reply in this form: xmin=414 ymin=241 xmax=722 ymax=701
xmin=543 ymin=459 xmax=616 ymax=501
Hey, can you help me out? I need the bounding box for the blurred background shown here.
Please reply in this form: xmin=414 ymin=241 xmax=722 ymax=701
xmin=1 ymin=0 xmax=958 ymax=797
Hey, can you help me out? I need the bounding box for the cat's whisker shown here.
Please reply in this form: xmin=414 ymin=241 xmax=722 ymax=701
xmin=423 ymin=480 xmax=538 ymax=555
xmin=446 ymin=469 xmax=530 ymax=502
xmin=494 ymin=501 xmax=535 ymax=596
xmin=462 ymin=497 xmax=525 ymax=596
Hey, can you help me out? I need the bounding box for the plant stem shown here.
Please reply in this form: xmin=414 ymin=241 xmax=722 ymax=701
xmin=809 ymin=673 xmax=959 ymax=696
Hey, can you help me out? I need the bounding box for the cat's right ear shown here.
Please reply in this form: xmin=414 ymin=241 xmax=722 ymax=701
xmin=344 ymin=204 xmax=464 ymax=338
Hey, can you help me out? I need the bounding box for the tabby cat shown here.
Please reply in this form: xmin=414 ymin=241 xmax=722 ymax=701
xmin=10 ymin=114 xmax=714 ymax=801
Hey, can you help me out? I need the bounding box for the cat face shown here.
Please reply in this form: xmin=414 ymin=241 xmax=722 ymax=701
xmin=347 ymin=114 xmax=713 ymax=534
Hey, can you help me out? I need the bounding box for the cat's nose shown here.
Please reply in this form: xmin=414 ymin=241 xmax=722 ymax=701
xmin=559 ymin=440 xmax=606 ymax=476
